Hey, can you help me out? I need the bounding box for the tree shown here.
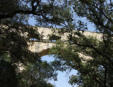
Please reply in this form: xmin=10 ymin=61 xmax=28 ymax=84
xmin=0 ymin=0 xmax=72 ymax=87
xmin=1 ymin=0 xmax=112 ymax=87
xmin=50 ymin=0 xmax=113 ymax=87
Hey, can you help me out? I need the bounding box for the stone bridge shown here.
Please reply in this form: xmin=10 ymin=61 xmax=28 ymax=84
xmin=0 ymin=24 xmax=103 ymax=71
xmin=28 ymin=27 xmax=102 ymax=57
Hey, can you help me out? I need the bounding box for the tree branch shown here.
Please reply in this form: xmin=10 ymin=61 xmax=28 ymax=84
xmin=73 ymin=41 xmax=113 ymax=67
xmin=0 ymin=9 xmax=42 ymax=19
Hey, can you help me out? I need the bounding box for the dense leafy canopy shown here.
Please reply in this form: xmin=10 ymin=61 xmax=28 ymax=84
xmin=0 ymin=0 xmax=71 ymax=87
xmin=50 ymin=0 xmax=113 ymax=87
xmin=0 ymin=0 xmax=113 ymax=87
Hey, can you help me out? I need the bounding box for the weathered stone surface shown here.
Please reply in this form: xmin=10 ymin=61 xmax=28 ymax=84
xmin=28 ymin=27 xmax=102 ymax=57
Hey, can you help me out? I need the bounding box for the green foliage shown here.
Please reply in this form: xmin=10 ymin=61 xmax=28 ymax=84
xmin=49 ymin=0 xmax=113 ymax=87
xmin=0 ymin=0 xmax=113 ymax=87
xmin=0 ymin=0 xmax=72 ymax=86
xmin=0 ymin=23 xmax=56 ymax=87
xmin=18 ymin=61 xmax=56 ymax=87
xmin=50 ymin=31 xmax=113 ymax=87
xmin=0 ymin=1 xmax=72 ymax=86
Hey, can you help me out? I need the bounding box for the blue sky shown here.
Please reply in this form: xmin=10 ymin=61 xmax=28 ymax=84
xmin=41 ymin=55 xmax=77 ymax=87
xmin=28 ymin=14 xmax=96 ymax=32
